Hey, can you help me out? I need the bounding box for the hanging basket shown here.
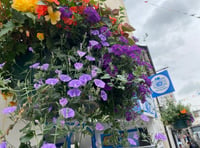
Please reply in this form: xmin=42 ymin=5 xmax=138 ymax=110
xmin=173 ymin=119 xmax=188 ymax=129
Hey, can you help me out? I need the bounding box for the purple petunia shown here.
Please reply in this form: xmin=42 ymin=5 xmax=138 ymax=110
xmin=29 ymin=63 xmax=40 ymax=69
xmin=59 ymin=7 xmax=72 ymax=18
xmin=79 ymin=74 xmax=92 ymax=85
xmin=101 ymin=41 xmax=109 ymax=47
xmin=133 ymin=133 xmax=139 ymax=140
xmin=90 ymin=30 xmax=99 ymax=35
xmin=89 ymin=40 xmax=99 ymax=47
xmin=119 ymin=36 xmax=129 ymax=44
xmin=0 ymin=141 xmax=6 ymax=148
xmin=100 ymin=90 xmax=107 ymax=101
xmin=77 ymin=50 xmax=86 ymax=57
xmin=34 ymin=83 xmax=42 ymax=90
xmin=45 ymin=78 xmax=59 ymax=86
xmin=95 ymin=122 xmax=104 ymax=131
xmin=60 ymin=108 xmax=75 ymax=118
xmin=55 ymin=69 xmax=62 ymax=75
xmin=84 ymin=7 xmax=100 ymax=24
xmin=128 ymin=138 xmax=136 ymax=145
xmin=86 ymin=55 xmax=95 ymax=61
xmin=41 ymin=143 xmax=56 ymax=148
xmin=28 ymin=47 xmax=34 ymax=52
xmin=59 ymin=74 xmax=71 ymax=82
xmin=98 ymin=34 xmax=106 ymax=41
xmin=68 ymin=79 xmax=82 ymax=88
xmin=59 ymin=97 xmax=68 ymax=107
xmin=74 ymin=62 xmax=83 ymax=70
xmin=40 ymin=63 xmax=49 ymax=71
xmin=94 ymin=79 xmax=105 ymax=88
xmin=155 ymin=133 xmax=167 ymax=141
xmin=91 ymin=66 xmax=98 ymax=78
xmin=0 ymin=62 xmax=5 ymax=69
xmin=2 ymin=106 xmax=17 ymax=114
xmin=140 ymin=114 xmax=150 ymax=122
xmin=67 ymin=88 xmax=81 ymax=97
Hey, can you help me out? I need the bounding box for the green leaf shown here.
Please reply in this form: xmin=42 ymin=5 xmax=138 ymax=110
xmin=0 ymin=21 xmax=15 ymax=37
xmin=20 ymin=130 xmax=34 ymax=143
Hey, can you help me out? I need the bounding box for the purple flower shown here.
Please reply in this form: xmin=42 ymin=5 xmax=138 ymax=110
xmin=2 ymin=106 xmax=17 ymax=114
xmin=29 ymin=63 xmax=40 ymax=69
xmin=60 ymin=108 xmax=75 ymax=118
xmin=125 ymin=112 xmax=132 ymax=121
xmin=67 ymin=88 xmax=81 ymax=97
xmin=94 ymin=79 xmax=105 ymax=88
xmin=68 ymin=79 xmax=82 ymax=88
xmin=52 ymin=117 xmax=57 ymax=124
xmin=89 ymin=40 xmax=99 ymax=47
xmin=79 ymin=74 xmax=92 ymax=85
xmin=60 ymin=120 xmax=65 ymax=127
xmin=101 ymin=41 xmax=109 ymax=47
xmin=91 ymin=66 xmax=98 ymax=77
xmin=55 ymin=69 xmax=62 ymax=75
xmin=59 ymin=74 xmax=71 ymax=82
xmin=100 ymin=90 xmax=107 ymax=101
xmin=34 ymin=83 xmax=42 ymax=90
xmin=98 ymin=34 xmax=106 ymax=41
xmin=59 ymin=7 xmax=72 ymax=18
xmin=128 ymin=138 xmax=136 ymax=145
xmin=0 ymin=62 xmax=5 ymax=69
xmin=95 ymin=123 xmax=104 ymax=131
xmin=119 ymin=36 xmax=128 ymax=44
xmin=45 ymin=78 xmax=59 ymax=86
xmin=140 ymin=114 xmax=149 ymax=122
xmin=100 ymin=26 xmax=111 ymax=37
xmin=84 ymin=7 xmax=100 ymax=24
xmin=40 ymin=63 xmax=49 ymax=71
xmin=28 ymin=47 xmax=34 ymax=52
xmin=77 ymin=50 xmax=86 ymax=57
xmin=59 ymin=97 xmax=68 ymax=107
xmin=155 ymin=133 xmax=167 ymax=141
xmin=48 ymin=106 xmax=52 ymax=112
xmin=86 ymin=55 xmax=95 ymax=61
xmin=41 ymin=143 xmax=56 ymax=148
xmin=90 ymin=30 xmax=99 ymax=35
xmin=133 ymin=133 xmax=139 ymax=140
xmin=74 ymin=62 xmax=83 ymax=70
xmin=0 ymin=141 xmax=6 ymax=148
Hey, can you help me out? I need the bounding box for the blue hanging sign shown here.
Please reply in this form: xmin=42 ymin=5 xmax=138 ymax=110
xmin=149 ymin=70 xmax=175 ymax=98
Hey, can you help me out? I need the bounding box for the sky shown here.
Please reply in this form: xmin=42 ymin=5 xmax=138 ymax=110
xmin=124 ymin=0 xmax=200 ymax=105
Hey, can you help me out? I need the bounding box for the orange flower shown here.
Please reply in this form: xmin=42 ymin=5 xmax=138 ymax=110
xmin=45 ymin=6 xmax=61 ymax=25
xmin=37 ymin=33 xmax=44 ymax=41
xmin=180 ymin=109 xmax=187 ymax=114
xmin=9 ymin=101 xmax=17 ymax=106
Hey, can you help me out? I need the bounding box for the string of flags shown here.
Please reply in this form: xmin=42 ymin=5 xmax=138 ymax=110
xmin=144 ymin=0 xmax=200 ymax=19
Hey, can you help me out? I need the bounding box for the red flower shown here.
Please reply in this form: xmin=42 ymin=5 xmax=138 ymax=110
xmin=109 ymin=16 xmax=117 ymax=24
xmin=70 ymin=6 xmax=78 ymax=13
xmin=36 ymin=5 xmax=48 ymax=19
xmin=82 ymin=0 xmax=90 ymax=4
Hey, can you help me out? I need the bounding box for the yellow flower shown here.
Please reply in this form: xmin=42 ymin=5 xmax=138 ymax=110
xmin=12 ymin=0 xmax=38 ymax=12
xmin=37 ymin=33 xmax=44 ymax=41
xmin=45 ymin=6 xmax=61 ymax=25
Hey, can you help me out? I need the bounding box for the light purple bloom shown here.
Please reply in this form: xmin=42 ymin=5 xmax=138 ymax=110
xmin=133 ymin=133 xmax=139 ymax=140
xmin=79 ymin=74 xmax=92 ymax=85
xmin=29 ymin=63 xmax=40 ymax=69
xmin=28 ymin=47 xmax=34 ymax=52
xmin=67 ymin=88 xmax=81 ymax=97
xmin=91 ymin=30 xmax=99 ymax=35
xmin=86 ymin=55 xmax=95 ymax=61
xmin=0 ymin=62 xmax=5 ymax=69
xmin=91 ymin=66 xmax=98 ymax=77
xmin=0 ymin=141 xmax=6 ymax=148
xmin=101 ymin=41 xmax=109 ymax=47
xmin=155 ymin=133 xmax=167 ymax=141
xmin=2 ymin=106 xmax=17 ymax=114
xmin=100 ymin=90 xmax=107 ymax=101
xmin=60 ymin=120 xmax=65 ymax=127
xmin=40 ymin=63 xmax=49 ymax=71
xmin=45 ymin=78 xmax=59 ymax=86
xmin=60 ymin=108 xmax=75 ymax=118
xmin=55 ymin=69 xmax=62 ymax=75
xmin=41 ymin=143 xmax=56 ymax=148
xmin=140 ymin=114 xmax=149 ymax=122
xmin=34 ymin=83 xmax=42 ymax=90
xmin=59 ymin=97 xmax=68 ymax=107
xmin=128 ymin=138 xmax=136 ymax=145
xmin=59 ymin=74 xmax=71 ymax=82
xmin=98 ymin=34 xmax=106 ymax=41
xmin=95 ymin=123 xmax=104 ymax=131
xmin=74 ymin=62 xmax=83 ymax=70
xmin=94 ymin=79 xmax=105 ymax=88
xmin=89 ymin=40 xmax=99 ymax=47
xmin=68 ymin=79 xmax=82 ymax=88
xmin=77 ymin=50 xmax=86 ymax=57
xmin=48 ymin=106 xmax=52 ymax=112
xmin=52 ymin=117 xmax=57 ymax=124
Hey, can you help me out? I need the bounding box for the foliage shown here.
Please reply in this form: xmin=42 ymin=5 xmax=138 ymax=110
xmin=160 ymin=101 xmax=194 ymax=127
xmin=0 ymin=0 xmax=152 ymax=147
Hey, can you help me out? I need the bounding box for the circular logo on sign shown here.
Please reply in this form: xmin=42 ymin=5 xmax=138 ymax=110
xmin=150 ymin=74 xmax=170 ymax=94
